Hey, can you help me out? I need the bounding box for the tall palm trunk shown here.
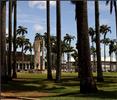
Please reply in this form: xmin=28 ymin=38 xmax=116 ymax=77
xmin=114 ymin=2 xmax=117 ymax=71
xmin=8 ymin=0 xmax=12 ymax=80
xmin=91 ymin=38 xmax=96 ymax=71
xmin=56 ymin=0 xmax=61 ymax=81
xmin=30 ymin=50 xmax=32 ymax=69
xmin=110 ymin=53 xmax=112 ymax=71
xmin=95 ymin=0 xmax=104 ymax=82
xmin=1 ymin=0 xmax=7 ymax=82
xmin=21 ymin=41 xmax=24 ymax=70
xmin=46 ymin=0 xmax=52 ymax=80
xmin=0 ymin=0 xmax=1 ymax=84
xmin=12 ymin=0 xmax=17 ymax=78
xmin=103 ymin=35 xmax=106 ymax=71
xmin=2 ymin=0 xmax=7 ymax=78
xmin=75 ymin=0 xmax=97 ymax=93
xmin=67 ymin=53 xmax=70 ymax=72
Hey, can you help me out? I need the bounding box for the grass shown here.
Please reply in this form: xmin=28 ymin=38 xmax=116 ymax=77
xmin=1 ymin=72 xmax=117 ymax=100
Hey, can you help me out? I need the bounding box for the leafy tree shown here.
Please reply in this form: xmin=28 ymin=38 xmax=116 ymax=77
xmin=109 ymin=40 xmax=114 ymax=71
xmin=64 ymin=34 xmax=75 ymax=72
xmin=100 ymin=25 xmax=111 ymax=70
xmin=101 ymin=37 xmax=111 ymax=71
xmin=88 ymin=27 xmax=96 ymax=69
xmin=16 ymin=26 xmax=28 ymax=67
xmin=106 ymin=0 xmax=117 ymax=70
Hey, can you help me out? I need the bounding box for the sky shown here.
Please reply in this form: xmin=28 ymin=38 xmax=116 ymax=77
xmin=6 ymin=1 xmax=116 ymax=61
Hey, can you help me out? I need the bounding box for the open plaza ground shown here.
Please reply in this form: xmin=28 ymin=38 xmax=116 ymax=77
xmin=1 ymin=72 xmax=117 ymax=100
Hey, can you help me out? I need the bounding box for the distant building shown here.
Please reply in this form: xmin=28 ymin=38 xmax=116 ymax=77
xmin=11 ymin=52 xmax=34 ymax=71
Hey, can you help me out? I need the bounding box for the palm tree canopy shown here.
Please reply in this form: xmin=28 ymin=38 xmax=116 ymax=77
xmin=109 ymin=40 xmax=115 ymax=54
xmin=71 ymin=49 xmax=78 ymax=61
xmin=101 ymin=38 xmax=111 ymax=45
xmin=88 ymin=27 xmax=96 ymax=41
xmin=17 ymin=26 xmax=28 ymax=36
xmin=64 ymin=34 xmax=75 ymax=45
xmin=90 ymin=46 xmax=96 ymax=55
xmin=35 ymin=33 xmax=42 ymax=40
xmin=24 ymin=41 xmax=32 ymax=53
xmin=100 ymin=25 xmax=111 ymax=38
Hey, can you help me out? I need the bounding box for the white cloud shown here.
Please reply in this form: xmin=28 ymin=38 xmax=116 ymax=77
xmin=28 ymin=1 xmax=56 ymax=10
xmin=34 ymin=24 xmax=44 ymax=33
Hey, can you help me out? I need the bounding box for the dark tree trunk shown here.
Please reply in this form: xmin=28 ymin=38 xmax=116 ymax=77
xmin=92 ymin=39 xmax=96 ymax=71
xmin=110 ymin=53 xmax=112 ymax=71
xmin=56 ymin=0 xmax=61 ymax=82
xmin=95 ymin=0 xmax=104 ymax=82
xmin=8 ymin=0 xmax=12 ymax=80
xmin=103 ymin=36 xmax=106 ymax=72
xmin=46 ymin=0 xmax=53 ymax=80
xmin=75 ymin=0 xmax=97 ymax=93
xmin=67 ymin=53 xmax=70 ymax=72
xmin=1 ymin=1 xmax=7 ymax=83
xmin=12 ymin=0 xmax=17 ymax=78
xmin=114 ymin=2 xmax=117 ymax=71
xmin=0 ymin=0 xmax=1 ymax=84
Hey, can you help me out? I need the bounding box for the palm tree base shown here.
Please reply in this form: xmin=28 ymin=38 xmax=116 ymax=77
xmin=55 ymin=78 xmax=61 ymax=83
xmin=12 ymin=72 xmax=17 ymax=78
xmin=97 ymin=76 xmax=104 ymax=82
xmin=80 ymin=77 xmax=97 ymax=93
xmin=1 ymin=75 xmax=9 ymax=83
xmin=47 ymin=76 xmax=53 ymax=81
xmin=7 ymin=76 xmax=12 ymax=81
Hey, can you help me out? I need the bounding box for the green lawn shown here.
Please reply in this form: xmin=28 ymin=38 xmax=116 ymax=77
xmin=1 ymin=72 xmax=117 ymax=100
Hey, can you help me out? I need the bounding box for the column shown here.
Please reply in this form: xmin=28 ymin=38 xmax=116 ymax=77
xmin=42 ymin=38 xmax=45 ymax=70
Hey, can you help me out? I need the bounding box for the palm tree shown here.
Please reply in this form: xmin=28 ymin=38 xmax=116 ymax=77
xmin=8 ymin=0 xmax=12 ymax=80
xmin=1 ymin=0 xmax=7 ymax=82
xmin=17 ymin=26 xmax=28 ymax=36
xmin=56 ymin=0 xmax=61 ymax=82
xmin=71 ymin=49 xmax=78 ymax=72
xmin=46 ymin=0 xmax=53 ymax=80
xmin=72 ymin=0 xmax=97 ymax=93
xmin=64 ymin=34 xmax=75 ymax=72
xmin=23 ymin=38 xmax=33 ymax=68
xmin=23 ymin=38 xmax=31 ymax=53
xmin=100 ymin=25 xmax=111 ymax=71
xmin=101 ymin=38 xmax=111 ymax=71
xmin=95 ymin=0 xmax=103 ymax=82
xmin=90 ymin=46 xmax=96 ymax=72
xmin=109 ymin=40 xmax=114 ymax=71
xmin=113 ymin=43 xmax=117 ymax=71
xmin=12 ymin=0 xmax=17 ymax=78
xmin=65 ymin=45 xmax=74 ymax=72
xmin=88 ymin=27 xmax=96 ymax=68
xmin=106 ymin=0 xmax=117 ymax=71
xmin=17 ymin=26 xmax=27 ymax=66
xmin=0 ymin=0 xmax=2 ymax=82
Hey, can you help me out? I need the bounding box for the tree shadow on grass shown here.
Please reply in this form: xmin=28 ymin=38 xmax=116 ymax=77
xmin=1 ymin=78 xmax=66 ymax=93
xmin=1 ymin=75 xmax=117 ymax=99
xmin=53 ymin=90 xmax=117 ymax=99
